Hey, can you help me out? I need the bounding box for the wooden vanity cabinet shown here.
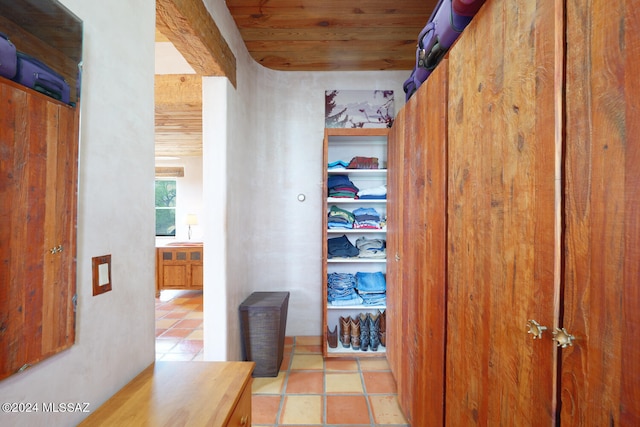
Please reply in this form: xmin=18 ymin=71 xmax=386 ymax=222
xmin=156 ymin=244 xmax=203 ymax=296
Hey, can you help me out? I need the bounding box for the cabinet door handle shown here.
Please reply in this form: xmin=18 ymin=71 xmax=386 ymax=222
xmin=240 ymin=415 xmax=249 ymax=426
xmin=553 ymin=327 xmax=575 ymax=348
xmin=526 ymin=319 xmax=548 ymax=339
xmin=49 ymin=245 xmax=63 ymax=254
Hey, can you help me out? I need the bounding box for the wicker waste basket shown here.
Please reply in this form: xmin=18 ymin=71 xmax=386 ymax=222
xmin=239 ymin=291 xmax=290 ymax=377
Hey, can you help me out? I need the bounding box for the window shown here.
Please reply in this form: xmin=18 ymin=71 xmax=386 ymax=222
xmin=155 ymin=179 xmax=176 ymax=236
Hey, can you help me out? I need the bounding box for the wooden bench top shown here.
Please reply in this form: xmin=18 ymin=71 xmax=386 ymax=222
xmin=79 ymin=361 xmax=254 ymax=426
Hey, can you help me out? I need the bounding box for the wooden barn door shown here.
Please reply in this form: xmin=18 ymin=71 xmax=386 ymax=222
xmin=445 ymin=0 xmax=559 ymax=424
xmin=561 ymin=0 xmax=640 ymax=424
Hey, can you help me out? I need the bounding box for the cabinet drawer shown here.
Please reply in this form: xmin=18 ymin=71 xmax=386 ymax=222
xmin=225 ymin=380 xmax=252 ymax=427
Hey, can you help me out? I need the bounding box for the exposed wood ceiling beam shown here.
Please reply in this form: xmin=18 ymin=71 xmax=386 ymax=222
xmin=156 ymin=0 xmax=237 ymax=87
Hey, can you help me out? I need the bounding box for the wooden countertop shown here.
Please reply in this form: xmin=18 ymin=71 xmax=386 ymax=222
xmin=156 ymin=241 xmax=203 ymax=248
xmin=79 ymin=361 xmax=254 ymax=426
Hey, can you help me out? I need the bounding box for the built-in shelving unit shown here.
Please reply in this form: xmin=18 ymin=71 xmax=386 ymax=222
xmin=322 ymin=128 xmax=389 ymax=357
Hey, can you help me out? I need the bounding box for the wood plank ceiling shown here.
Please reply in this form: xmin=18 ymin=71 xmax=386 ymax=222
xmin=226 ymin=0 xmax=437 ymax=71
xmin=155 ymin=0 xmax=436 ymax=158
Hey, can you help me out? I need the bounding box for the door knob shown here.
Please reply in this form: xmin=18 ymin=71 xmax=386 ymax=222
xmin=553 ymin=328 xmax=575 ymax=348
xmin=526 ymin=319 xmax=548 ymax=339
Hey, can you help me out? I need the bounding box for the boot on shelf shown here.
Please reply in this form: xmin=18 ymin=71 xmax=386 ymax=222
xmin=350 ymin=316 xmax=361 ymax=350
xmin=369 ymin=311 xmax=381 ymax=351
xmin=327 ymin=325 xmax=338 ymax=348
xmin=379 ymin=309 xmax=386 ymax=347
xmin=339 ymin=316 xmax=351 ymax=348
xmin=359 ymin=313 xmax=370 ymax=351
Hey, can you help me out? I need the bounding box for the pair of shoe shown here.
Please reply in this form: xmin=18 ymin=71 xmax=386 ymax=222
xmin=337 ymin=310 xmax=386 ymax=351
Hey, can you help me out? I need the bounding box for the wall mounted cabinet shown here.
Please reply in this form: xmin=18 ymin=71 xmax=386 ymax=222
xmin=0 ymin=78 xmax=79 ymax=381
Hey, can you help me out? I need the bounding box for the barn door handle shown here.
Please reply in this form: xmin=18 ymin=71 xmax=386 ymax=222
xmin=526 ymin=319 xmax=548 ymax=339
xmin=553 ymin=328 xmax=575 ymax=348
xmin=49 ymin=245 xmax=63 ymax=254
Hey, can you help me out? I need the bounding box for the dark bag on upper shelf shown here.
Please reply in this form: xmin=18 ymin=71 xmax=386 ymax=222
xmin=13 ymin=51 xmax=70 ymax=104
xmin=0 ymin=33 xmax=17 ymax=79
xmin=404 ymin=0 xmax=486 ymax=101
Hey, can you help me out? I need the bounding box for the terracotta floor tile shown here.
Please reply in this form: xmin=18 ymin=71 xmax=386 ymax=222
xmin=294 ymin=344 xmax=322 ymax=354
xmin=363 ymin=371 xmax=398 ymax=394
xmin=325 ymin=372 xmax=364 ymax=393
xmin=369 ymin=394 xmax=409 ymax=425
xmin=360 ymin=356 xmax=390 ymax=371
xmin=156 ymin=318 xmax=179 ymax=329
xmin=252 ymin=372 xmax=286 ymax=394
xmin=184 ymin=312 xmax=204 ymax=319
xmin=326 ymin=394 xmax=371 ymax=425
xmin=280 ymin=395 xmax=322 ymax=425
xmin=164 ymin=310 xmax=189 ymax=319
xmin=290 ymin=354 xmax=324 ymax=370
xmin=185 ymin=330 xmax=203 ymax=340
xmin=159 ymin=328 xmax=192 ymax=339
xmin=325 ymin=358 xmax=359 ymax=372
xmin=295 ymin=336 xmax=321 ymax=346
xmin=285 ymin=371 xmax=324 ymax=394
xmin=252 ymin=395 xmax=282 ymax=425
xmin=280 ymin=353 xmax=292 ymax=371
xmin=172 ymin=319 xmax=203 ymax=329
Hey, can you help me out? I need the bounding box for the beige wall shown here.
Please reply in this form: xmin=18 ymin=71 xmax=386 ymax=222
xmin=0 ymin=0 xmax=157 ymax=425
xmin=201 ymin=0 xmax=407 ymax=361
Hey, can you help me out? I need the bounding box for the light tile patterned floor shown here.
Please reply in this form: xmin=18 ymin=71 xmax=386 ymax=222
xmin=155 ymin=291 xmax=409 ymax=427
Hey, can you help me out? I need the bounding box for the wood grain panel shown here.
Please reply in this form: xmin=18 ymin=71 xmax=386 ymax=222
xmin=445 ymin=0 xmax=558 ymax=423
xmin=227 ymin=0 xmax=434 ymax=14
xmin=406 ymin=59 xmax=448 ymax=426
xmin=0 ymin=79 xmax=77 ymax=380
xmin=251 ymin=54 xmax=414 ymax=72
xmin=244 ymin=39 xmax=415 ymax=53
xmin=238 ymin=27 xmax=421 ymax=42
xmin=563 ymin=0 xmax=640 ymax=423
xmin=387 ymin=58 xmax=448 ymax=426
xmin=79 ymin=362 xmax=254 ymax=426
xmin=226 ymin=0 xmax=437 ymax=71
xmin=230 ymin=13 xmax=429 ymax=29
xmin=386 ymin=96 xmax=405 ymax=395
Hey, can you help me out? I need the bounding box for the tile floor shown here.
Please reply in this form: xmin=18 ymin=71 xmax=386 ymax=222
xmin=155 ymin=290 xmax=409 ymax=426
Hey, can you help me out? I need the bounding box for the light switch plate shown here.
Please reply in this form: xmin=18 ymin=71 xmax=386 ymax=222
xmin=92 ymin=255 xmax=112 ymax=296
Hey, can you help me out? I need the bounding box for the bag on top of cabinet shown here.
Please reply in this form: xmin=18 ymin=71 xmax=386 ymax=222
xmin=12 ymin=51 xmax=70 ymax=104
xmin=0 ymin=32 xmax=17 ymax=79
xmin=404 ymin=0 xmax=486 ymax=101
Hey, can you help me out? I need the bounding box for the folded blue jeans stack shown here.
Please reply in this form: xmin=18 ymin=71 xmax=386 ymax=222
xmin=355 ymin=272 xmax=387 ymax=306
xmin=327 ymin=272 xmax=363 ymax=306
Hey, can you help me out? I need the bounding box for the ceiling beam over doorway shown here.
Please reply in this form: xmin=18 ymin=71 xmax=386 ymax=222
xmin=156 ymin=0 xmax=237 ymax=87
